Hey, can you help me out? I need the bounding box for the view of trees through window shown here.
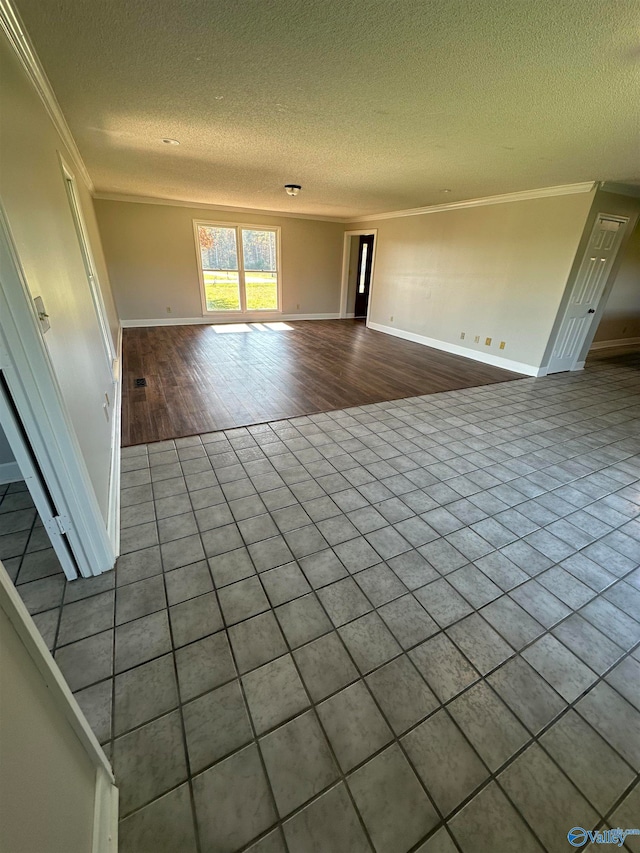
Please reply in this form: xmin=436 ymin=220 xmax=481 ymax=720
xmin=197 ymin=224 xmax=278 ymax=311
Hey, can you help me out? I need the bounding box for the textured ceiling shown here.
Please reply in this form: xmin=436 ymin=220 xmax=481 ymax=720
xmin=14 ymin=0 xmax=640 ymax=218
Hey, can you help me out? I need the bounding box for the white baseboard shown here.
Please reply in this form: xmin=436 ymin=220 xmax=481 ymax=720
xmin=121 ymin=313 xmax=341 ymax=328
xmin=589 ymin=337 xmax=640 ymax=351
xmin=107 ymin=324 xmax=122 ymax=558
xmin=0 ymin=461 xmax=21 ymax=485
xmin=367 ymin=322 xmax=544 ymax=377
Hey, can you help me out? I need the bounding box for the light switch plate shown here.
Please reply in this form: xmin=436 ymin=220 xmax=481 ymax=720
xmin=34 ymin=296 xmax=50 ymax=333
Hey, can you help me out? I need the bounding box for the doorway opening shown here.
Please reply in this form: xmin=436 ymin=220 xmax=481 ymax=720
xmin=340 ymin=230 xmax=377 ymax=320
xmin=545 ymin=213 xmax=630 ymax=374
xmin=0 ymin=371 xmax=77 ymax=588
xmin=588 ymin=218 xmax=640 ymax=354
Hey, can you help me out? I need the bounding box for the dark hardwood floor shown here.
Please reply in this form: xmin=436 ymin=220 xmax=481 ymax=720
xmin=121 ymin=320 xmax=524 ymax=445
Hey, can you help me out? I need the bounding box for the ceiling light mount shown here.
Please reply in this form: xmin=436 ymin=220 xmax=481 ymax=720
xmin=284 ymin=183 xmax=302 ymax=197
xmin=162 ymin=138 xmax=180 ymax=145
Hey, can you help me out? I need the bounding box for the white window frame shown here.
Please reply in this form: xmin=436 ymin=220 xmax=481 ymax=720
xmin=193 ymin=220 xmax=282 ymax=317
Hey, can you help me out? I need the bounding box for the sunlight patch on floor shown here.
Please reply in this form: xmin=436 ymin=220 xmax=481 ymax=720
xmin=210 ymin=322 xmax=294 ymax=334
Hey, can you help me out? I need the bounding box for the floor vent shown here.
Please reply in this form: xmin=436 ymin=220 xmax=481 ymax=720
xmin=134 ymin=378 xmax=147 ymax=387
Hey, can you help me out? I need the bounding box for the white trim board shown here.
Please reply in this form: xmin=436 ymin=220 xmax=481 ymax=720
xmin=367 ymin=322 xmax=546 ymax=377
xmin=93 ymin=192 xmax=343 ymax=223
xmin=121 ymin=313 xmax=341 ymax=328
xmin=94 ymin=183 xmax=597 ymax=225
xmin=346 ymin=182 xmax=597 ymax=223
xmin=107 ymin=323 xmax=122 ymax=556
xmin=340 ymin=229 xmax=378 ymax=318
xmin=589 ymin=337 xmax=640 ymax=350
xmin=0 ymin=0 xmax=93 ymax=192
xmin=0 ymin=560 xmax=114 ymax=777
xmin=0 ymin=559 xmax=117 ymax=852
xmin=0 ymin=0 xmax=599 ymax=229
xmin=92 ymin=768 xmax=118 ymax=853
xmin=0 ymin=461 xmax=21 ymax=484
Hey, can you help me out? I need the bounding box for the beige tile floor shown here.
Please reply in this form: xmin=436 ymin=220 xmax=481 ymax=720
xmin=4 ymin=349 xmax=640 ymax=853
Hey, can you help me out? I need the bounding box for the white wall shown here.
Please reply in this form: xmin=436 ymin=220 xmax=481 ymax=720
xmin=0 ymin=597 xmax=97 ymax=852
xmin=94 ymin=198 xmax=345 ymax=322
xmin=0 ymin=561 xmax=117 ymax=852
xmin=356 ymin=191 xmax=595 ymax=371
xmin=0 ymin=30 xmax=119 ymax=522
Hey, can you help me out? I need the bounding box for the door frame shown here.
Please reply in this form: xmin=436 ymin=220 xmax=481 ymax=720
xmin=339 ymin=229 xmax=378 ymax=319
xmin=59 ymin=155 xmax=122 ymax=556
xmin=59 ymin=154 xmax=117 ymax=372
xmin=0 ymin=375 xmax=78 ymax=580
xmin=0 ymin=203 xmax=115 ymax=578
xmin=544 ymin=212 xmax=630 ymax=374
xmin=0 ymin=560 xmax=117 ymax=852
xmin=353 ymin=234 xmax=375 ymax=319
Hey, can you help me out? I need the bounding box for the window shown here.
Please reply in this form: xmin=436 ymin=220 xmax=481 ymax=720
xmin=195 ymin=222 xmax=280 ymax=313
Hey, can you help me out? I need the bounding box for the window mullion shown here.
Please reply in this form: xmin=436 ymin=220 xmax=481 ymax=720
xmin=237 ymin=227 xmax=247 ymax=313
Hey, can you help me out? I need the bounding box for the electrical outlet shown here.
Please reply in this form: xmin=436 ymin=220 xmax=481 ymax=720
xmin=166 ymin=306 xmax=172 ymax=313
xmin=485 ymin=337 xmax=492 ymax=346
xmin=474 ymin=335 xmax=480 ymax=343
xmin=296 ymin=303 xmax=300 ymax=309
xmin=390 ymin=316 xmax=394 ymax=322
xmin=460 ymin=332 xmax=465 ymax=340
xmin=499 ymin=341 xmax=506 ymax=350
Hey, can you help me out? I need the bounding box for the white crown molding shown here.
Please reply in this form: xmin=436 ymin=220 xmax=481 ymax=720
xmin=94 ymin=183 xmax=599 ymax=225
xmin=0 ymin=0 xmax=94 ymax=192
xmin=93 ymin=192 xmax=345 ymax=223
xmin=0 ymin=6 xmax=602 ymax=228
xmin=346 ymin=182 xmax=598 ymax=223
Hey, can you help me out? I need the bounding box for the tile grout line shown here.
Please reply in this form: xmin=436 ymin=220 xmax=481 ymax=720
xmin=23 ymin=354 xmax=640 ymax=850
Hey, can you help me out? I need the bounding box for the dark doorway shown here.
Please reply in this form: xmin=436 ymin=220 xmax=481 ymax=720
xmin=354 ymin=234 xmax=374 ymax=318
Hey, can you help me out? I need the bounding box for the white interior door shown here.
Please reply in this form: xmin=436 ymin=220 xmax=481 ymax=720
xmin=546 ymin=214 xmax=629 ymax=374
xmin=0 ymin=375 xmax=77 ymax=580
xmin=61 ymin=162 xmax=116 ymax=375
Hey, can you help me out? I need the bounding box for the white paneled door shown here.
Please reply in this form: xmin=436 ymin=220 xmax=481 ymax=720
xmin=546 ymin=214 xmax=629 ymax=374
